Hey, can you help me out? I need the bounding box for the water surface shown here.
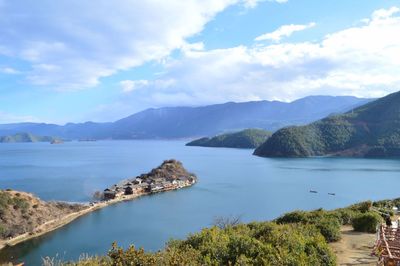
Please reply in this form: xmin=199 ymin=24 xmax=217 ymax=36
xmin=0 ymin=140 xmax=399 ymax=264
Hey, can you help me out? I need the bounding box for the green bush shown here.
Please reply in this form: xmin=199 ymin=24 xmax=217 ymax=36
xmin=352 ymin=212 xmax=382 ymax=233
xmin=330 ymin=209 xmax=357 ymax=225
xmin=275 ymin=210 xmax=309 ymax=224
xmin=315 ymin=217 xmax=341 ymax=242
xmin=275 ymin=209 xmax=341 ymax=242
xmin=69 ymin=222 xmax=336 ymax=266
xmin=351 ymin=201 xmax=372 ymax=213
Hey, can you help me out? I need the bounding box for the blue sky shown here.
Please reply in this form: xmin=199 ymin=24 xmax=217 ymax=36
xmin=0 ymin=0 xmax=399 ymax=124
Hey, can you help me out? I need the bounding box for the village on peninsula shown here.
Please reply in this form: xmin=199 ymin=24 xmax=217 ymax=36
xmin=101 ymin=159 xmax=197 ymax=200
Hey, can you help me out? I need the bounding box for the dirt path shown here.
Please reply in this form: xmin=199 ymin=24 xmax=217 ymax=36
xmin=330 ymin=225 xmax=377 ymax=265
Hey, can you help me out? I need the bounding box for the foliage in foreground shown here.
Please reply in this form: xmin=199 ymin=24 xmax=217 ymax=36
xmin=275 ymin=200 xmax=390 ymax=239
xmin=59 ymin=222 xmax=335 ymax=266
xmin=351 ymin=212 xmax=382 ymax=233
xmin=44 ymin=198 xmax=400 ymax=266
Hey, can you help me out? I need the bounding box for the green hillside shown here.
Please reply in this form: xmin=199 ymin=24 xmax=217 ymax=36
xmin=186 ymin=129 xmax=272 ymax=149
xmin=254 ymin=91 xmax=400 ymax=157
xmin=0 ymin=132 xmax=61 ymax=143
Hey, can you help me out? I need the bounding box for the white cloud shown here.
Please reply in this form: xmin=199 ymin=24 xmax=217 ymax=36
xmin=0 ymin=111 xmax=39 ymax=124
xmin=0 ymin=0 xmax=266 ymax=90
xmin=120 ymin=7 xmax=400 ymax=106
xmin=241 ymin=0 xmax=287 ymax=9
xmin=120 ymin=79 xmax=176 ymax=93
xmin=120 ymin=80 xmax=149 ymax=93
xmin=0 ymin=67 xmax=20 ymax=74
xmin=372 ymin=6 xmax=399 ymax=19
xmin=255 ymin=22 xmax=316 ymax=42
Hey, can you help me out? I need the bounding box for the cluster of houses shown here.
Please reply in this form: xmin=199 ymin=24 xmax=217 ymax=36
xmin=103 ymin=174 xmax=196 ymax=200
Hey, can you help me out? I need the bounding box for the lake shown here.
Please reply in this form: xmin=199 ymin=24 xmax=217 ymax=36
xmin=0 ymin=140 xmax=400 ymax=264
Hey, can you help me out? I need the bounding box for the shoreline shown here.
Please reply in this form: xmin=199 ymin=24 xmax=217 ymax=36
xmin=0 ymin=183 xmax=195 ymax=251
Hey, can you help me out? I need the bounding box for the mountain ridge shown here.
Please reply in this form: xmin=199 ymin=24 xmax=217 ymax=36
xmin=0 ymin=96 xmax=372 ymax=140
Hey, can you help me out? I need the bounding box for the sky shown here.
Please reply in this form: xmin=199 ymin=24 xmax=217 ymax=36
xmin=0 ymin=0 xmax=400 ymax=124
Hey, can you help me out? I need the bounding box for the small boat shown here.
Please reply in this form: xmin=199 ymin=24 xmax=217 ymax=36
xmin=328 ymin=193 xmax=336 ymax=196
xmin=309 ymin=190 xmax=318 ymax=193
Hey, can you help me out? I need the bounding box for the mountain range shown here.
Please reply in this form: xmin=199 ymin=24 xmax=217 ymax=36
xmin=0 ymin=96 xmax=371 ymax=140
xmin=254 ymin=91 xmax=400 ymax=157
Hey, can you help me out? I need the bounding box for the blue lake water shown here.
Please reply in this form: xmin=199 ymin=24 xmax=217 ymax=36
xmin=0 ymin=140 xmax=400 ymax=264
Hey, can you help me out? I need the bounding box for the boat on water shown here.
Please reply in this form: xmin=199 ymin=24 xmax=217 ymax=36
xmin=328 ymin=193 xmax=336 ymax=196
xmin=309 ymin=190 xmax=318 ymax=193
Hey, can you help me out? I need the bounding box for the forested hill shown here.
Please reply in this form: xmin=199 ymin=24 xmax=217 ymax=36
xmin=186 ymin=129 xmax=272 ymax=149
xmin=254 ymin=91 xmax=400 ymax=158
xmin=0 ymin=133 xmax=61 ymax=143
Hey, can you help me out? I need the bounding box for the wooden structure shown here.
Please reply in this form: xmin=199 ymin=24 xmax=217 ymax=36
xmin=373 ymin=224 xmax=400 ymax=265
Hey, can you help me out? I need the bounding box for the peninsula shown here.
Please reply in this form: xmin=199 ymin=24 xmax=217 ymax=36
xmin=101 ymin=159 xmax=197 ymax=200
xmin=0 ymin=160 xmax=196 ymax=250
xmin=186 ymin=129 xmax=272 ymax=149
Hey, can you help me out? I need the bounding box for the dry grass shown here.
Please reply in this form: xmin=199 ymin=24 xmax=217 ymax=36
xmin=0 ymin=190 xmax=88 ymax=240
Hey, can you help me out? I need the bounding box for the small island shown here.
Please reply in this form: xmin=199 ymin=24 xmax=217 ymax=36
xmin=0 ymin=159 xmax=196 ymax=250
xmin=186 ymin=129 xmax=272 ymax=149
xmin=0 ymin=132 xmax=63 ymax=144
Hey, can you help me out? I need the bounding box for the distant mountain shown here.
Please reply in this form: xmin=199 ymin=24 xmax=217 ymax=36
xmin=0 ymin=132 xmax=62 ymax=143
xmin=0 ymin=96 xmax=372 ymax=140
xmin=254 ymin=91 xmax=400 ymax=158
xmin=110 ymin=96 xmax=371 ymax=139
xmin=186 ymin=129 xmax=272 ymax=149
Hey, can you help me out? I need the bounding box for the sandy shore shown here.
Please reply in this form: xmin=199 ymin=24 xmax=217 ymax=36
xmin=0 ymin=185 xmax=192 ymax=250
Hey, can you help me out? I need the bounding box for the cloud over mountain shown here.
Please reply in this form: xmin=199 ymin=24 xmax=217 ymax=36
xmin=120 ymin=6 xmax=400 ymax=107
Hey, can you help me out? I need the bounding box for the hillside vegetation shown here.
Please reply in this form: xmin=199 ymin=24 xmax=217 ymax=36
xmin=186 ymin=129 xmax=272 ymax=149
xmin=254 ymin=91 xmax=400 ymax=157
xmin=0 ymin=132 xmax=61 ymax=143
xmin=55 ymin=198 xmax=400 ymax=265
xmin=0 ymin=190 xmax=86 ymax=239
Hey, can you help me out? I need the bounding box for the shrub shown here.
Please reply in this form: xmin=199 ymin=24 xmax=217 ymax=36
xmin=87 ymin=222 xmax=336 ymax=266
xmin=315 ymin=217 xmax=341 ymax=242
xmin=352 ymin=212 xmax=382 ymax=233
xmin=12 ymin=197 xmax=29 ymax=211
xmin=275 ymin=210 xmax=309 ymax=224
xmin=213 ymin=215 xmax=241 ymax=229
xmin=331 ymin=209 xmax=357 ymax=225
xmin=275 ymin=209 xmax=341 ymax=242
xmin=352 ymin=201 xmax=372 ymax=213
